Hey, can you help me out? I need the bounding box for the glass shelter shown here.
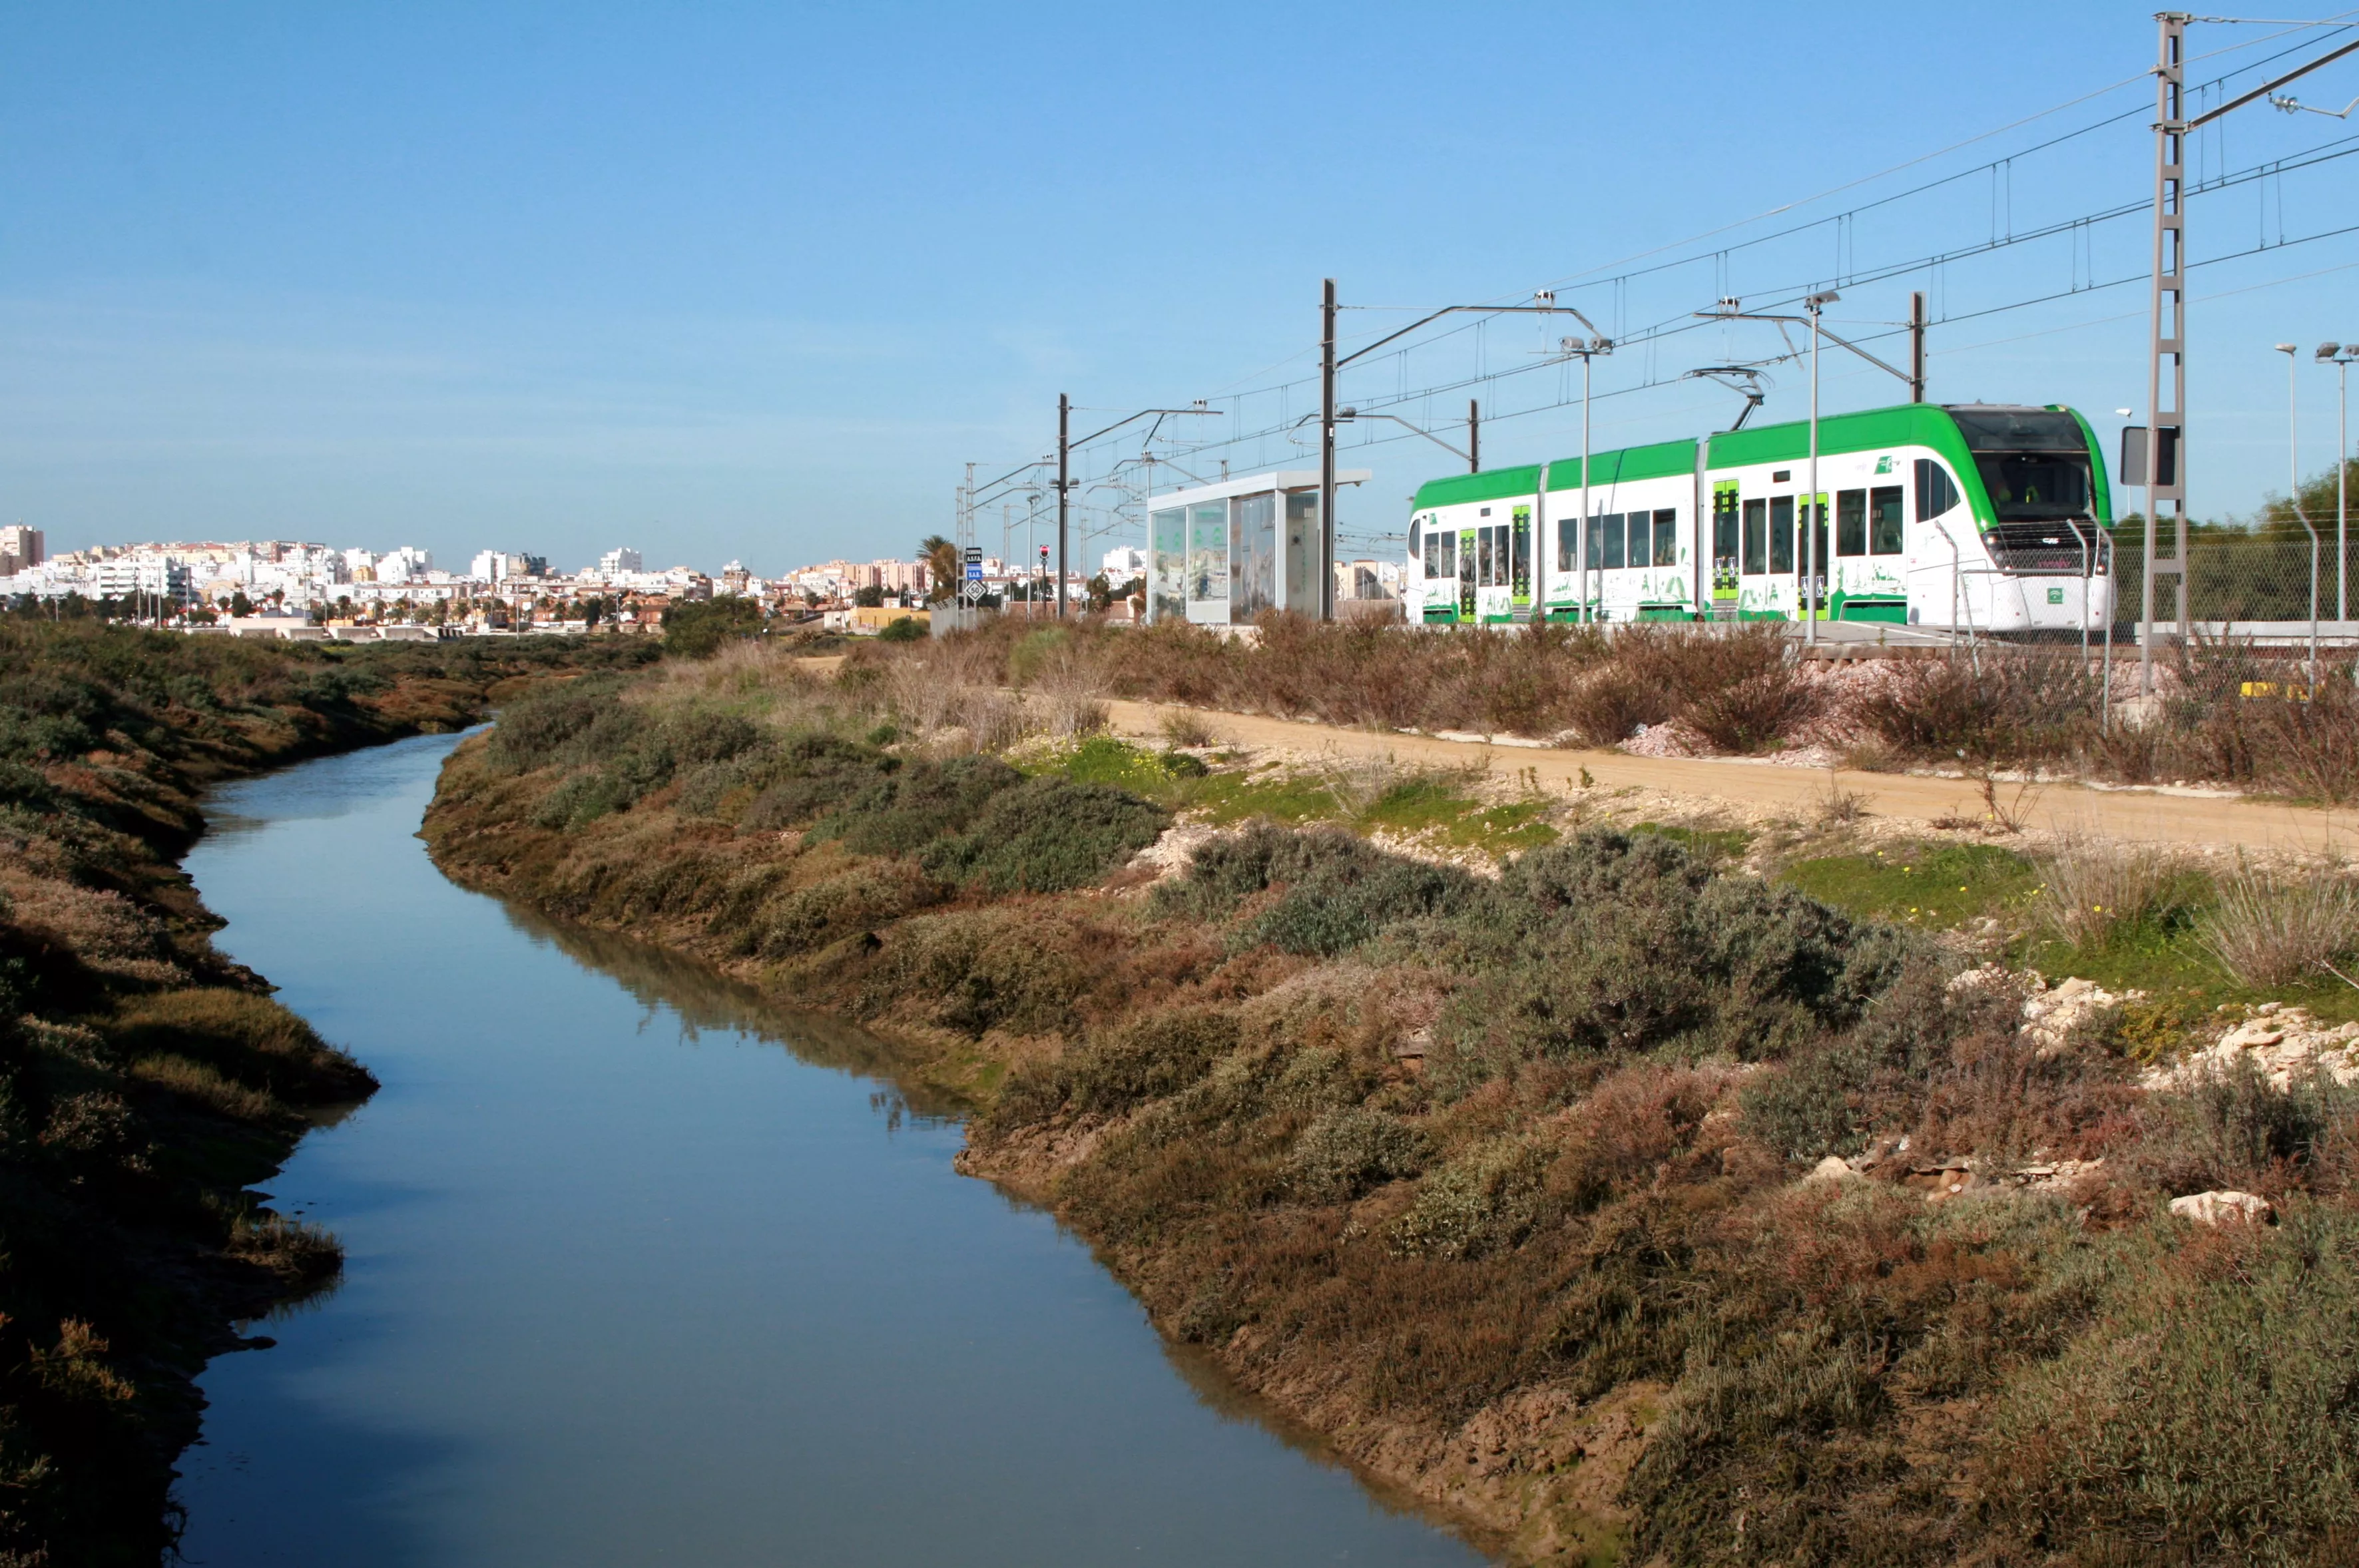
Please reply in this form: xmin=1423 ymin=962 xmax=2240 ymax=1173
xmin=1145 ymin=469 xmax=1368 ymax=626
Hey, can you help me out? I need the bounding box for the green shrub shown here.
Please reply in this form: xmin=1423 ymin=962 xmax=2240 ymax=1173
xmin=921 ymin=776 xmax=1169 ymax=894
xmin=1987 ymin=1204 xmax=2359 ymax=1565
xmin=1289 ymin=1107 xmax=1429 ymax=1200
xmin=1069 ymin=1008 xmax=1242 ymax=1115
xmin=1434 ymin=831 xmax=1909 ymax=1093
xmin=735 ymin=735 xmax=900 ymax=830
xmin=2133 ymin=1052 xmax=2352 ymax=1195
xmin=1389 ymin=1135 xmax=1551 ymax=1259
xmin=864 ymin=906 xmax=1095 ymax=1038
xmin=1153 ymin=822 xmax=1393 ymax=923
xmin=734 ymin=860 xmax=942 ymax=960
xmin=812 ymin=754 xmax=1021 ymax=856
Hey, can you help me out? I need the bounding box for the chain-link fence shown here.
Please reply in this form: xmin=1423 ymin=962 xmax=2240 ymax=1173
xmin=2110 ymin=513 xmax=2356 ymax=633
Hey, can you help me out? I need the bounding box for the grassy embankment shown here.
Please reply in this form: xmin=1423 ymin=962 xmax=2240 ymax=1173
xmin=0 ymin=617 xmax=653 ymax=1567
xmin=427 ymin=625 xmax=2359 ymax=1567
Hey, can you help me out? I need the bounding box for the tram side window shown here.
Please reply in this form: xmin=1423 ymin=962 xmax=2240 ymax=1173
xmin=1653 ymin=508 xmax=1678 ymax=567
xmin=1409 ymin=519 xmax=1422 ymax=569
xmin=1625 ymin=512 xmax=1647 ymax=568
xmin=1770 ymin=496 xmax=1795 ymax=574
xmin=1602 ymin=513 xmax=1625 ymax=570
xmin=1870 ymin=486 xmax=1904 ymax=554
xmin=1914 ymin=458 xmax=1961 ymax=520
xmin=1424 ymin=528 xmax=1441 ymax=579
xmin=1555 ymin=517 xmax=1575 ymax=573
xmin=1836 ymin=489 xmax=1867 ymax=557
xmin=1714 ymin=491 xmax=1739 ymax=566
xmin=1742 ymin=499 xmax=1766 ymax=574
xmin=1478 ymin=526 xmax=1496 ymax=586
xmin=1440 ymin=529 xmax=1456 ymax=577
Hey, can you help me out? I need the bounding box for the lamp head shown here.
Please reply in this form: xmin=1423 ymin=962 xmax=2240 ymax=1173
xmin=2318 ymin=343 xmax=2342 ymax=361
xmin=2115 ymin=407 xmax=2134 ymax=417
xmin=2276 ymin=342 xmax=2299 ymax=355
xmin=1804 ymin=290 xmax=1840 ymax=310
xmin=1533 ymin=290 xmax=1555 ymax=306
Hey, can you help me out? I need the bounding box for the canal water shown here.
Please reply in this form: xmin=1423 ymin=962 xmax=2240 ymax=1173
xmin=170 ymin=731 xmax=1486 ymax=1567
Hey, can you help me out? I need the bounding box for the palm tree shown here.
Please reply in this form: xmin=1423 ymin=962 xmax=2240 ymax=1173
xmin=919 ymin=535 xmax=959 ymax=603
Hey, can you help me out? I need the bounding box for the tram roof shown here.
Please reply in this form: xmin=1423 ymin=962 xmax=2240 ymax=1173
xmin=1411 ymin=402 xmax=2107 ymax=525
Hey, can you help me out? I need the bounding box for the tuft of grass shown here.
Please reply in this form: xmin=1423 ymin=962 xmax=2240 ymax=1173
xmin=2201 ymin=857 xmax=2359 ymax=989
xmin=2035 ymin=832 xmax=2197 ymax=949
xmin=1158 ymin=708 xmax=1219 ymax=749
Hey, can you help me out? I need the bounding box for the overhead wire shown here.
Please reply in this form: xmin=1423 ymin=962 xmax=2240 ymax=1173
xmin=1029 ymin=27 xmax=2359 ymax=515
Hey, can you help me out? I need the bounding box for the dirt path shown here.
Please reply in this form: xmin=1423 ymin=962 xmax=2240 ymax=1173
xmin=1102 ymin=699 xmax=2358 ymax=857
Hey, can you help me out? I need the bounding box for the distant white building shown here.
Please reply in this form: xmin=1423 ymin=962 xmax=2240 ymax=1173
xmin=378 ymin=546 xmax=433 ymax=583
xmin=1099 ymin=547 xmax=1147 ymax=580
xmin=469 ymin=550 xmax=545 ymax=583
xmin=598 ymin=547 xmax=643 ymax=575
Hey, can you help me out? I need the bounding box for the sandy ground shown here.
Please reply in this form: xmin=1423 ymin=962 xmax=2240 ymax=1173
xmin=1103 ymin=698 xmax=2359 ymax=858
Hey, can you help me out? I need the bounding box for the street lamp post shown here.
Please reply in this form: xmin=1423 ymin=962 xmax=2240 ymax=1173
xmin=1559 ymin=336 xmax=1613 ymax=623
xmin=2321 ymin=343 xmax=2355 ymax=626
xmin=1803 ymin=290 xmax=1840 ymax=647
xmin=2276 ymin=343 xmax=2323 ymax=681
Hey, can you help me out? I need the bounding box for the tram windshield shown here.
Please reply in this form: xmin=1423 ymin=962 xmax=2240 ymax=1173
xmin=1971 ymin=451 xmax=2093 ymax=523
xmin=1950 ymin=406 xmax=2097 ymax=524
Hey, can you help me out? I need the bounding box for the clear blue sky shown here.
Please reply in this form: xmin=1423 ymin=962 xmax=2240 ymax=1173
xmin=5 ymin=3 xmax=2358 ymax=575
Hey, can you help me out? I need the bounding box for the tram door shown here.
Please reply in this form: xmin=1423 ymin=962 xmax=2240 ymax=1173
xmin=1797 ymin=493 xmax=1829 ymax=617
xmin=1457 ymin=528 xmax=1477 ymax=620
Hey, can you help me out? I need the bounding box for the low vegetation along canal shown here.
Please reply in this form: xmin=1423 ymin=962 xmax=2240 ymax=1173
xmin=166 ymin=731 xmax=1485 ymax=1566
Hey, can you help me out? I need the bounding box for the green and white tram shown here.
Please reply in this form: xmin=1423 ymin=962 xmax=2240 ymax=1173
xmin=1404 ymin=403 xmax=2113 ymax=633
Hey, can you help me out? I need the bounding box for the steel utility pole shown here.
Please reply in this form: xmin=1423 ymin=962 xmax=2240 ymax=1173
xmin=1910 ymin=291 xmax=1928 ymax=403
xmin=1320 ymin=279 xmax=1338 ymax=621
xmin=2141 ymin=13 xmax=2359 ymax=692
xmin=1057 ymin=395 xmax=1071 ymax=618
xmin=1321 ymin=282 xmax=1579 ymax=620
xmin=2142 ymin=14 xmax=2190 ymax=694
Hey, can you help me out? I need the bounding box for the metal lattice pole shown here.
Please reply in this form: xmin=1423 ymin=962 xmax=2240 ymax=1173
xmin=2142 ymin=11 xmax=2190 ymax=696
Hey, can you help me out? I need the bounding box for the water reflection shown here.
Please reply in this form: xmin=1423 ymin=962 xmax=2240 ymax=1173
xmin=495 ymin=903 xmax=967 ymax=1123
xmin=170 ymin=730 xmax=1491 ymax=1568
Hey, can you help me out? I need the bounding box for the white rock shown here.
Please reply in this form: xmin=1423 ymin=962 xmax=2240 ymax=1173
xmin=1802 ymin=1155 xmax=1860 ymax=1185
xmin=2021 ymin=976 xmax=2142 ymax=1053
xmin=2168 ymin=1189 xmax=2273 ymax=1226
xmin=2142 ymin=1006 xmax=2359 ymax=1092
